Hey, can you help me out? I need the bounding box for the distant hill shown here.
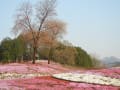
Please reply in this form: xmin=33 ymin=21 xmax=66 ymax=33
xmin=102 ymin=56 xmax=120 ymax=68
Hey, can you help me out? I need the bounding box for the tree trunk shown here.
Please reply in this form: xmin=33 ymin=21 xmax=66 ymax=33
xmin=48 ymin=47 xmax=53 ymax=64
xmin=48 ymin=59 xmax=50 ymax=64
xmin=32 ymin=47 xmax=37 ymax=64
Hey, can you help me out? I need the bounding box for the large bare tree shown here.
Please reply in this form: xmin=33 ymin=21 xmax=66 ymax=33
xmin=13 ymin=0 xmax=57 ymax=64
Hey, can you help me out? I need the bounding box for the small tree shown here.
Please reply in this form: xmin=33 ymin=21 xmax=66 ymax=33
xmin=41 ymin=20 xmax=66 ymax=64
xmin=13 ymin=0 xmax=57 ymax=64
xmin=0 ymin=37 xmax=13 ymax=63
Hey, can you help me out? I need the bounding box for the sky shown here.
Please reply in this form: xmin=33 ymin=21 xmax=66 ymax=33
xmin=0 ymin=0 xmax=120 ymax=59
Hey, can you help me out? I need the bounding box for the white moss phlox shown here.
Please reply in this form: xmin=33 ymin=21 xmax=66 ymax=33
xmin=53 ymin=73 xmax=120 ymax=87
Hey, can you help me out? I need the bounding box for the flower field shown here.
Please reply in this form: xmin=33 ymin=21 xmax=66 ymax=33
xmin=0 ymin=60 xmax=120 ymax=90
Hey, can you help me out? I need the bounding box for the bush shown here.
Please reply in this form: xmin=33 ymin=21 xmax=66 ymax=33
xmin=52 ymin=44 xmax=77 ymax=65
xmin=75 ymin=47 xmax=94 ymax=68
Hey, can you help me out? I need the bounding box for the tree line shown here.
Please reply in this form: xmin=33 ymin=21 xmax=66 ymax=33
xmin=0 ymin=35 xmax=102 ymax=68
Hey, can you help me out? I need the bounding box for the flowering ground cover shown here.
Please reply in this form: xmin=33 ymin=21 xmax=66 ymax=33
xmin=53 ymin=73 xmax=120 ymax=86
xmin=0 ymin=60 xmax=120 ymax=90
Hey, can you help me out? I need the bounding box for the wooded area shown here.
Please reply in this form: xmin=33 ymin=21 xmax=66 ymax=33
xmin=0 ymin=0 xmax=102 ymax=68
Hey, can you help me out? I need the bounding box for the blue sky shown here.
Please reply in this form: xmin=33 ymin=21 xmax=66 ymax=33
xmin=0 ymin=0 xmax=120 ymax=58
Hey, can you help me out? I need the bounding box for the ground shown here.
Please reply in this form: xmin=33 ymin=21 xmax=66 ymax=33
xmin=0 ymin=60 xmax=119 ymax=90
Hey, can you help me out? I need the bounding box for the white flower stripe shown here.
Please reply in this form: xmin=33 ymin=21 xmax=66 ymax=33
xmin=53 ymin=73 xmax=120 ymax=87
xmin=0 ymin=73 xmax=49 ymax=80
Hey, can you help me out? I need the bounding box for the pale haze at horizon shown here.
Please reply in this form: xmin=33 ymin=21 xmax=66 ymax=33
xmin=0 ymin=0 xmax=120 ymax=59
